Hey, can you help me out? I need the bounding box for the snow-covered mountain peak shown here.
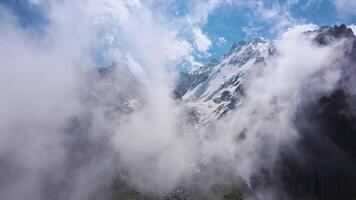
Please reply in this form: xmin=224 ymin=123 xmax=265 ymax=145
xmin=176 ymin=38 xmax=273 ymax=122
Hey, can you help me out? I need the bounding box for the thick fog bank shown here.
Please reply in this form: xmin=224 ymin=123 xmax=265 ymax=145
xmin=1 ymin=1 xmax=356 ymax=199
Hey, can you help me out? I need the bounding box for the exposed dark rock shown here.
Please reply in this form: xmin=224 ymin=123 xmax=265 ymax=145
xmin=272 ymin=25 xmax=356 ymax=200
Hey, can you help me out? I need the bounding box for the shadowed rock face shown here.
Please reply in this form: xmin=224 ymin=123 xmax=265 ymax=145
xmin=312 ymin=24 xmax=355 ymax=45
xmin=272 ymin=25 xmax=356 ymax=200
xmin=276 ymin=90 xmax=356 ymax=200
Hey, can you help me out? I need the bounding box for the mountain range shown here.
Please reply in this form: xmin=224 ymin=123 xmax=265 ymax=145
xmin=174 ymin=24 xmax=356 ymax=199
xmin=48 ymin=24 xmax=356 ymax=200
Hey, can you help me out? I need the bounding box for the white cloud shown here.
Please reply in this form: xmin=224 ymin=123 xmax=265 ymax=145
xmin=212 ymin=24 xmax=344 ymax=187
xmin=188 ymin=0 xmax=223 ymax=25
xmin=257 ymin=2 xmax=297 ymax=33
xmin=1 ymin=0 xmax=353 ymax=199
xmin=217 ymin=36 xmax=227 ymax=46
xmin=192 ymin=27 xmax=212 ymax=52
xmin=334 ymin=0 xmax=356 ymax=17
xmin=181 ymin=0 xmax=225 ymax=60
xmin=242 ymin=25 xmax=261 ymax=38
xmin=28 ymin=0 xmax=46 ymax=4
xmin=0 ymin=0 xmax=197 ymax=197
xmin=226 ymin=0 xmax=297 ymax=35
xmin=126 ymin=54 xmax=145 ymax=79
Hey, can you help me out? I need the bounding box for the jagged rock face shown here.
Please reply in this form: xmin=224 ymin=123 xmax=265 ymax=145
xmin=176 ymin=38 xmax=274 ymax=122
xmin=310 ymin=24 xmax=355 ymax=45
xmin=277 ymin=89 xmax=356 ymax=200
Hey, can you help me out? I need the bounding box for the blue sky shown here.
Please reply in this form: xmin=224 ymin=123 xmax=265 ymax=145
xmin=0 ymin=0 xmax=47 ymax=29
xmin=1 ymin=0 xmax=356 ymax=66
xmin=198 ymin=0 xmax=356 ymax=61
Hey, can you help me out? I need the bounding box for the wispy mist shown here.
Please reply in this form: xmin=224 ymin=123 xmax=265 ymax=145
xmin=0 ymin=1 xmax=355 ymax=200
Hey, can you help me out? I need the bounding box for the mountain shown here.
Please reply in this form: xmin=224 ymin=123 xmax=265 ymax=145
xmin=95 ymin=24 xmax=356 ymax=200
xmin=83 ymin=63 xmax=142 ymax=116
xmin=176 ymin=37 xmax=274 ymax=122
xmin=67 ymin=24 xmax=356 ymax=200
xmin=274 ymin=24 xmax=356 ymax=200
xmin=175 ymin=24 xmax=356 ymax=199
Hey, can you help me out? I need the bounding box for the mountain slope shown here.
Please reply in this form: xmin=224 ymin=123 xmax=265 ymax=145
xmin=177 ymin=38 xmax=274 ymax=122
xmin=175 ymin=24 xmax=356 ymax=199
xmin=273 ymin=24 xmax=356 ymax=200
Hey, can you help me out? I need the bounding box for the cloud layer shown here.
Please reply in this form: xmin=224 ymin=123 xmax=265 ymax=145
xmin=0 ymin=0 xmax=354 ymax=199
